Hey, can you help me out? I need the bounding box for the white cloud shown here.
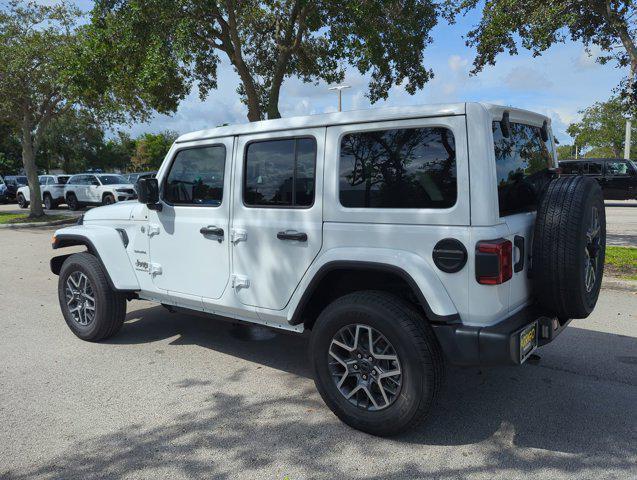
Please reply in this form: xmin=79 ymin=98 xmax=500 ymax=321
xmin=503 ymin=66 xmax=553 ymax=90
xmin=448 ymin=55 xmax=469 ymax=73
xmin=575 ymin=45 xmax=604 ymax=70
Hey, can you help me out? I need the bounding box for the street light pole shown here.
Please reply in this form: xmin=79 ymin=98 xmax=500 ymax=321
xmin=329 ymin=84 xmax=351 ymax=112
xmin=625 ymin=68 xmax=634 ymax=160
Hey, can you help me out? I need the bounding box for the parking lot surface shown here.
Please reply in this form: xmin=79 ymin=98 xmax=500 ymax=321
xmin=0 ymin=227 xmax=636 ymax=480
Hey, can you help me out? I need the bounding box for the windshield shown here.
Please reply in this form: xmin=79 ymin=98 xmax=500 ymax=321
xmin=98 ymin=175 xmax=128 ymax=185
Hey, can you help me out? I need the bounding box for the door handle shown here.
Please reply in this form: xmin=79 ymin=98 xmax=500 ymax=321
xmin=277 ymin=230 xmax=308 ymax=242
xmin=200 ymin=225 xmax=224 ymax=241
xmin=514 ymin=235 xmax=525 ymax=273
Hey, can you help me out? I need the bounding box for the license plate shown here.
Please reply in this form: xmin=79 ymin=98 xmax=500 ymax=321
xmin=519 ymin=321 xmax=538 ymax=363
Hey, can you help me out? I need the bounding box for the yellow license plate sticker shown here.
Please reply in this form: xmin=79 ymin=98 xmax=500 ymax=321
xmin=519 ymin=322 xmax=538 ymax=363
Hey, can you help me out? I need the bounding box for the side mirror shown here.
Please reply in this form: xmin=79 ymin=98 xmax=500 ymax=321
xmin=500 ymin=111 xmax=511 ymax=138
xmin=137 ymin=177 xmax=162 ymax=211
xmin=92 ymin=180 xmax=100 ymax=186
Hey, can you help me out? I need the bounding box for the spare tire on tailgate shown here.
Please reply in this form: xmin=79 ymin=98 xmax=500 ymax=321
xmin=532 ymin=175 xmax=606 ymax=319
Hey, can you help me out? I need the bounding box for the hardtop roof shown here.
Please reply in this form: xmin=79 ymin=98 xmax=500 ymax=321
xmin=175 ymin=102 xmax=551 ymax=144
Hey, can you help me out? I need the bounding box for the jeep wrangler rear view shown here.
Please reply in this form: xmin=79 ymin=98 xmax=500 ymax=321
xmin=51 ymin=103 xmax=606 ymax=436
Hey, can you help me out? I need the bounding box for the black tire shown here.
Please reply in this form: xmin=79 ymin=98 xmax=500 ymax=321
xmin=17 ymin=193 xmax=28 ymax=208
xmin=102 ymin=193 xmax=115 ymax=206
xmin=66 ymin=193 xmax=80 ymax=211
xmin=43 ymin=194 xmax=56 ymax=210
xmin=58 ymin=252 xmax=126 ymax=341
xmin=532 ymin=176 xmax=606 ymax=318
xmin=310 ymin=291 xmax=444 ymax=436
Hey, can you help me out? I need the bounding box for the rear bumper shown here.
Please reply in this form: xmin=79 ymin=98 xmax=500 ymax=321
xmin=432 ymin=306 xmax=571 ymax=366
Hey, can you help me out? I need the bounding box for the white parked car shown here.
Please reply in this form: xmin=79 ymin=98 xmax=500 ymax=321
xmin=63 ymin=173 xmax=137 ymax=210
xmin=50 ymin=103 xmax=606 ymax=436
xmin=17 ymin=174 xmax=71 ymax=210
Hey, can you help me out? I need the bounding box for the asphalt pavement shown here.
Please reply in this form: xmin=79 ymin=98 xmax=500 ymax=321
xmin=0 ymin=227 xmax=636 ymax=480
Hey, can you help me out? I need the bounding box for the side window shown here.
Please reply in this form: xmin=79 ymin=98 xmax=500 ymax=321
xmin=38 ymin=177 xmax=47 ymax=185
xmin=605 ymin=160 xmax=630 ymax=176
xmin=88 ymin=175 xmax=98 ymax=185
xmin=588 ymin=162 xmax=603 ymax=175
xmin=164 ymin=145 xmax=226 ymax=206
xmin=244 ymin=137 xmax=316 ymax=207
xmin=339 ymin=127 xmax=457 ymax=209
xmin=560 ymin=163 xmax=581 ymax=174
xmin=493 ymin=121 xmax=553 ymax=217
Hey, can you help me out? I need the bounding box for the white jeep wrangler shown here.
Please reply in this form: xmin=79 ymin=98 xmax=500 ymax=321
xmin=51 ymin=103 xmax=605 ymax=436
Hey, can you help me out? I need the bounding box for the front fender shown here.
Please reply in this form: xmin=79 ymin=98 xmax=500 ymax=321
xmin=287 ymin=247 xmax=460 ymax=324
xmin=52 ymin=225 xmax=139 ymax=291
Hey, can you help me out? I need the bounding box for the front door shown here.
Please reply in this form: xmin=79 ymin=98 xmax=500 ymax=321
xmin=604 ymin=159 xmax=636 ymax=200
xmin=148 ymin=138 xmax=233 ymax=306
xmin=231 ymin=129 xmax=324 ymax=310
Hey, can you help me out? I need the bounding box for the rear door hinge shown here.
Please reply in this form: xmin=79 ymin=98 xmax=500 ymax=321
xmin=230 ymin=228 xmax=247 ymax=243
xmin=231 ymin=274 xmax=250 ymax=290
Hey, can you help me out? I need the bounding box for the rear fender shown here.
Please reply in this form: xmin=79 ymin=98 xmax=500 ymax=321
xmin=51 ymin=225 xmax=139 ymax=291
xmin=287 ymin=247 xmax=460 ymax=324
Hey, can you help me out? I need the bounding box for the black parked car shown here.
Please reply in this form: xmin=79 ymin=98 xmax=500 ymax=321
xmin=559 ymin=158 xmax=637 ymax=200
xmin=0 ymin=175 xmax=28 ymax=203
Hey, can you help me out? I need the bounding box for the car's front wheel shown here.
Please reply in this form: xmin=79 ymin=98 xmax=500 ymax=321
xmin=102 ymin=193 xmax=115 ymax=205
xmin=58 ymin=253 xmax=127 ymax=341
xmin=310 ymin=291 xmax=444 ymax=436
xmin=44 ymin=194 xmax=56 ymax=210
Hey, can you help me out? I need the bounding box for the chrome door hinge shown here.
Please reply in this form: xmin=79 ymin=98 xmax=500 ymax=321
xmin=230 ymin=228 xmax=247 ymax=243
xmin=149 ymin=263 xmax=162 ymax=276
xmin=147 ymin=224 xmax=160 ymax=237
xmin=231 ymin=274 xmax=250 ymax=290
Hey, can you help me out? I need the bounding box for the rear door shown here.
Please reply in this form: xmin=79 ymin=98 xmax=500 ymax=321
xmin=604 ymin=159 xmax=635 ymax=199
xmin=492 ymin=120 xmax=556 ymax=312
xmin=231 ymin=128 xmax=324 ymax=310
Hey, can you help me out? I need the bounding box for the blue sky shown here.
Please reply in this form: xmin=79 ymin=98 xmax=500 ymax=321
xmin=68 ymin=0 xmax=626 ymax=144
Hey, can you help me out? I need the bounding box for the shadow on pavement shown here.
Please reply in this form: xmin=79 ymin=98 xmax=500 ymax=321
xmin=4 ymin=305 xmax=635 ymax=479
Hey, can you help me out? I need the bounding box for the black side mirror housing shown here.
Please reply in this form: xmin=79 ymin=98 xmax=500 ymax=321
xmin=137 ymin=177 xmax=162 ymax=211
xmin=500 ymin=111 xmax=511 ymax=138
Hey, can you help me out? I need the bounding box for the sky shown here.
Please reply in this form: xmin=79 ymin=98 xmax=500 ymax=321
xmin=68 ymin=0 xmax=626 ymax=144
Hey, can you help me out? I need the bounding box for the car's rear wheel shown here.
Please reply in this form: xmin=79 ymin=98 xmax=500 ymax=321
xmin=102 ymin=193 xmax=115 ymax=205
xmin=310 ymin=291 xmax=444 ymax=436
xmin=66 ymin=193 xmax=80 ymax=211
xmin=43 ymin=194 xmax=56 ymax=210
xmin=17 ymin=193 xmax=28 ymax=208
xmin=58 ymin=253 xmax=126 ymax=341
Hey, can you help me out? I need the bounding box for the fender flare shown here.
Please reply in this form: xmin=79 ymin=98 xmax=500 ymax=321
xmin=288 ymin=249 xmax=461 ymax=326
xmin=51 ymin=225 xmax=139 ymax=291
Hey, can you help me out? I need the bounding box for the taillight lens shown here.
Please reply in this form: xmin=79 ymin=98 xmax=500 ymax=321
xmin=475 ymin=239 xmax=513 ymax=285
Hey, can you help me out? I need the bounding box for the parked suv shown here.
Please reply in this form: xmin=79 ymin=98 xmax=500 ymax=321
xmin=16 ymin=174 xmax=71 ymax=209
xmin=1 ymin=175 xmax=27 ymax=202
xmin=63 ymin=173 xmax=136 ymax=210
xmin=51 ymin=104 xmax=606 ymax=436
xmin=559 ymin=158 xmax=637 ymax=200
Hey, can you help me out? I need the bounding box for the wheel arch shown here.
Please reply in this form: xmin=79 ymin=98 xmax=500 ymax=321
xmin=51 ymin=226 xmax=139 ymax=292
xmin=289 ymin=259 xmax=460 ymax=329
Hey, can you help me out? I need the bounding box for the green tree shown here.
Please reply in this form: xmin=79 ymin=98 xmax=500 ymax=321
xmin=567 ymin=97 xmax=636 ymax=158
xmin=37 ymin=109 xmax=106 ymax=174
xmin=557 ymin=144 xmax=576 ymax=160
xmin=454 ymin=1 xmax=637 ymax=107
xmin=0 ymin=122 xmax=22 ymax=176
xmin=0 ymin=1 xmax=85 ymax=217
xmin=86 ymin=0 xmax=443 ymax=122
xmin=130 ymin=131 xmax=178 ymax=172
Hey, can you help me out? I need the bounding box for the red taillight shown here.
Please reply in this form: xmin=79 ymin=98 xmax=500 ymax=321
xmin=476 ymin=239 xmax=513 ymax=285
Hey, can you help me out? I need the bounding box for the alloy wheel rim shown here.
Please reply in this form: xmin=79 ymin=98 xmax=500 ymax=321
xmin=584 ymin=206 xmax=601 ymax=293
xmin=65 ymin=271 xmax=96 ymax=326
xmin=328 ymin=324 xmax=402 ymax=411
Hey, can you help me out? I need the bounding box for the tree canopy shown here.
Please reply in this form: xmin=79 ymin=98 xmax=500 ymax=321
xmin=86 ymin=0 xmax=443 ymax=121
xmin=454 ymin=0 xmax=637 ymax=107
xmin=567 ymin=96 xmax=636 ymax=158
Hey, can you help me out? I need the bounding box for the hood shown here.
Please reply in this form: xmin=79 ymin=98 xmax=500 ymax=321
xmin=84 ymin=201 xmax=137 ymax=222
xmin=109 ymin=184 xmax=135 ymax=189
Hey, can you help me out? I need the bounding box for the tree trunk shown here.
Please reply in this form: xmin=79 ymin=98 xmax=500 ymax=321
xmin=266 ymin=67 xmax=285 ymax=119
xmin=21 ymin=121 xmax=44 ymax=218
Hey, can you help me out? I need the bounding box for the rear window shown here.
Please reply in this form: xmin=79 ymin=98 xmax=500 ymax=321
xmin=339 ymin=127 xmax=457 ymax=209
xmin=493 ymin=121 xmax=554 ymax=217
xmin=56 ymin=176 xmax=70 ymax=185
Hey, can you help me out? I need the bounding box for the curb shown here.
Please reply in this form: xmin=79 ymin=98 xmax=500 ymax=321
xmin=0 ymin=217 xmax=77 ymax=229
xmin=602 ymin=277 xmax=637 ymax=293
